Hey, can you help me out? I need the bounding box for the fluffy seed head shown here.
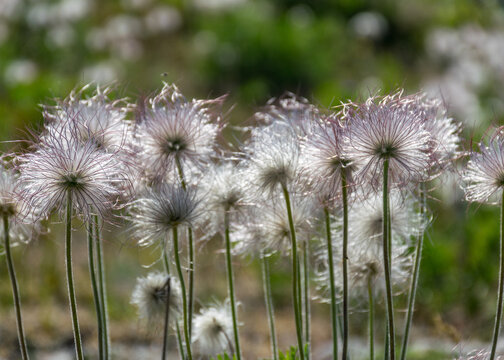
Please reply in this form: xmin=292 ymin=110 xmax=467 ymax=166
xmin=344 ymin=91 xmax=432 ymax=188
xmin=130 ymin=272 xmax=182 ymax=326
xmin=128 ymin=182 xmax=202 ymax=247
xmin=301 ymin=115 xmax=354 ymax=204
xmin=462 ymin=128 xmax=504 ymax=204
xmin=135 ymin=83 xmax=223 ymax=181
xmin=18 ymin=122 xmax=128 ymax=220
xmin=192 ymin=301 xmax=235 ymax=357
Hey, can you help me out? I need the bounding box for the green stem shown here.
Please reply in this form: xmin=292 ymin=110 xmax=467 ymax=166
xmin=368 ymin=278 xmax=374 ymax=360
xmin=164 ymin=250 xmax=185 ymax=360
xmin=224 ymin=213 xmax=242 ymax=359
xmin=341 ymin=168 xmax=349 ymax=360
xmin=162 ymin=277 xmax=171 ymax=360
xmin=87 ymin=220 xmax=103 ymax=359
xmin=281 ymin=184 xmax=305 ymax=360
xmin=303 ymin=241 xmax=311 ymax=360
xmin=382 ymin=159 xmax=396 ymax=360
xmin=173 ymin=225 xmax=193 ymax=360
xmin=65 ymin=192 xmax=84 ymax=360
xmin=261 ymin=253 xmax=278 ymax=360
xmin=94 ymin=215 xmax=109 ymax=359
xmin=4 ymin=214 xmax=30 ymax=360
xmin=490 ymin=190 xmax=504 ymax=360
xmin=324 ymin=207 xmax=338 ymax=359
xmin=175 ymin=156 xmax=194 ymax=340
xmin=400 ymin=186 xmax=426 ymax=360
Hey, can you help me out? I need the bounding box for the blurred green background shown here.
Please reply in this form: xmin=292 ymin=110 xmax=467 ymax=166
xmin=2 ymin=0 xmax=504 ymax=358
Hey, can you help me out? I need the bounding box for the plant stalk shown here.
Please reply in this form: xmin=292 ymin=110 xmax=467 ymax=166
xmin=303 ymin=240 xmax=311 ymax=359
xmin=173 ymin=225 xmax=193 ymax=360
xmin=224 ymin=213 xmax=242 ymax=359
xmin=281 ymin=184 xmax=305 ymax=360
xmin=368 ymin=277 xmax=374 ymax=360
xmin=4 ymin=214 xmax=30 ymax=360
xmin=382 ymin=159 xmax=396 ymax=360
xmin=87 ymin=220 xmax=103 ymax=359
xmin=65 ymin=191 xmax=84 ymax=360
xmin=162 ymin=277 xmax=171 ymax=360
xmin=400 ymin=186 xmax=426 ymax=360
xmin=490 ymin=190 xmax=504 ymax=360
xmin=261 ymin=253 xmax=278 ymax=360
xmin=324 ymin=207 xmax=338 ymax=359
xmin=341 ymin=168 xmax=349 ymax=360
xmin=94 ymin=215 xmax=109 ymax=359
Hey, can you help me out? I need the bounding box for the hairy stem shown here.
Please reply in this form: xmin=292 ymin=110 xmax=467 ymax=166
xmin=4 ymin=214 xmax=30 ymax=360
xmin=261 ymin=253 xmax=278 ymax=360
xmin=368 ymin=277 xmax=374 ymax=360
xmin=324 ymin=207 xmax=338 ymax=359
xmin=224 ymin=213 xmax=242 ymax=359
xmin=164 ymin=252 xmax=185 ymax=360
xmin=87 ymin=220 xmax=103 ymax=359
xmin=400 ymin=186 xmax=426 ymax=360
xmin=94 ymin=215 xmax=109 ymax=359
xmin=303 ymin=241 xmax=311 ymax=359
xmin=382 ymin=159 xmax=396 ymax=360
xmin=341 ymin=168 xmax=349 ymax=360
xmin=162 ymin=277 xmax=171 ymax=360
xmin=490 ymin=190 xmax=504 ymax=360
xmin=173 ymin=225 xmax=193 ymax=360
xmin=65 ymin=192 xmax=84 ymax=360
xmin=175 ymin=155 xmax=194 ymax=339
xmin=281 ymin=184 xmax=305 ymax=360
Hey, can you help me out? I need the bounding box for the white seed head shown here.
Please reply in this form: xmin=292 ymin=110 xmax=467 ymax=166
xmin=18 ymin=122 xmax=128 ymax=220
xmin=463 ymin=128 xmax=504 ymax=204
xmin=130 ymin=272 xmax=182 ymax=326
xmin=344 ymin=91 xmax=432 ymax=188
xmin=135 ymin=83 xmax=223 ymax=181
xmin=128 ymin=182 xmax=202 ymax=247
xmin=192 ymin=301 xmax=235 ymax=357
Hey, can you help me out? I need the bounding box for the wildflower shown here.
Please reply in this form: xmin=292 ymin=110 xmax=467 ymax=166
xmin=131 ymin=272 xmax=182 ymax=325
xmin=135 ymin=82 xmax=223 ymax=181
xmin=344 ymin=92 xmax=432 ymax=188
xmin=17 ymin=122 xmax=128 ymax=220
xmin=0 ymin=164 xmax=41 ymax=248
xmin=43 ymin=84 xmax=134 ymax=153
xmin=200 ymin=162 xmax=246 ymax=239
xmin=301 ymin=115 xmax=353 ymax=204
xmin=128 ymin=182 xmax=201 ymax=247
xmin=193 ymin=301 xmax=235 ymax=357
xmin=462 ymin=128 xmax=504 ymax=204
xmin=242 ymin=123 xmax=304 ymax=196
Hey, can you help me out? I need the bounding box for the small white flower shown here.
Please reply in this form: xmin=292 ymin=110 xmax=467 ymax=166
xmin=193 ymin=301 xmax=235 ymax=357
xmin=130 ymin=272 xmax=182 ymax=326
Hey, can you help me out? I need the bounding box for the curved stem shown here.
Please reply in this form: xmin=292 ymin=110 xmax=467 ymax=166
xmin=324 ymin=207 xmax=338 ymax=360
xmin=94 ymin=215 xmax=109 ymax=359
xmin=4 ymin=214 xmax=30 ymax=360
xmin=490 ymin=190 xmax=504 ymax=360
xmin=382 ymin=159 xmax=396 ymax=360
xmin=368 ymin=277 xmax=374 ymax=360
xmin=303 ymin=241 xmax=311 ymax=360
xmin=173 ymin=225 xmax=193 ymax=360
xmin=400 ymin=186 xmax=426 ymax=360
xmin=281 ymin=184 xmax=305 ymax=360
xmin=341 ymin=168 xmax=349 ymax=360
xmin=224 ymin=213 xmax=242 ymax=359
xmin=261 ymin=253 xmax=278 ymax=360
xmin=65 ymin=192 xmax=84 ymax=360
xmin=162 ymin=277 xmax=171 ymax=360
xmin=87 ymin=220 xmax=103 ymax=359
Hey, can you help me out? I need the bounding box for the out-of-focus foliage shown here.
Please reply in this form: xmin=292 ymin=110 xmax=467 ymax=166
xmin=2 ymin=0 xmax=504 ymax=351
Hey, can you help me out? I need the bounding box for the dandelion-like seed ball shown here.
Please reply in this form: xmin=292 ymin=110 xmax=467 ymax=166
xmin=193 ymin=302 xmax=235 ymax=357
xmin=130 ymin=272 xmax=182 ymax=325
xmin=128 ymin=182 xmax=202 ymax=247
